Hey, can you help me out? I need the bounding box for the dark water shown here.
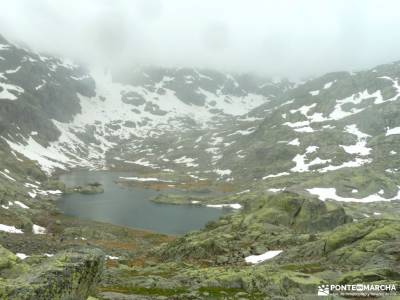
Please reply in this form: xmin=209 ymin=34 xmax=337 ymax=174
xmin=57 ymin=171 xmax=227 ymax=235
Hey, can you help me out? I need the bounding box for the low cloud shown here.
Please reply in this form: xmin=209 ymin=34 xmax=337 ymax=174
xmin=1 ymin=0 xmax=400 ymax=79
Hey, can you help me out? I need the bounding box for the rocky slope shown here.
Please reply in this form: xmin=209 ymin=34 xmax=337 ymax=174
xmin=1 ymin=34 xmax=289 ymax=175
xmin=117 ymin=61 xmax=400 ymax=207
xmin=1 ymin=31 xmax=400 ymax=299
xmin=98 ymin=193 xmax=400 ymax=299
xmin=219 ymin=62 xmax=400 ymax=197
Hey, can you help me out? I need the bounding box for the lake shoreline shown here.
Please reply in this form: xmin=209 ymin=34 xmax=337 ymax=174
xmin=57 ymin=170 xmax=229 ymax=235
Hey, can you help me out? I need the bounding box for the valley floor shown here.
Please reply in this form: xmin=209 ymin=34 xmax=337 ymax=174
xmin=2 ymin=173 xmax=400 ymax=299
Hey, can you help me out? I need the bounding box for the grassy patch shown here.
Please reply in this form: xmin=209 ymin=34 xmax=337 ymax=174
xmin=98 ymin=286 xmax=187 ymax=296
xmin=198 ymin=287 xmax=264 ymax=299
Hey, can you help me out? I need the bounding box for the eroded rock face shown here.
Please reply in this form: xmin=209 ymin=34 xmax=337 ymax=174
xmin=0 ymin=247 xmax=104 ymax=300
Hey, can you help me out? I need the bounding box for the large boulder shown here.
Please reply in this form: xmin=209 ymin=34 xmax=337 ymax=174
xmin=246 ymin=192 xmax=352 ymax=233
xmin=0 ymin=248 xmax=104 ymax=300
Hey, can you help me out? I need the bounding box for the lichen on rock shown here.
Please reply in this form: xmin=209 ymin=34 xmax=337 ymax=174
xmin=0 ymin=246 xmax=104 ymax=300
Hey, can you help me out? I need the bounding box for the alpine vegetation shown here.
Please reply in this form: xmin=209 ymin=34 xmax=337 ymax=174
xmin=1 ymin=1 xmax=400 ymax=299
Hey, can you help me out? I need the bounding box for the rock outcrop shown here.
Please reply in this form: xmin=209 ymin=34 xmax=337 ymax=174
xmin=0 ymin=246 xmax=104 ymax=300
xmin=97 ymin=192 xmax=400 ymax=299
xmin=159 ymin=192 xmax=352 ymax=263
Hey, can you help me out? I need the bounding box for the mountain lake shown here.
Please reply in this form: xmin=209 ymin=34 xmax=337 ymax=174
xmin=57 ymin=170 xmax=228 ymax=235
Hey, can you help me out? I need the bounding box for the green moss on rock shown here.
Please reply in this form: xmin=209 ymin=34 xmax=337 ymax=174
xmin=1 ymin=248 xmax=104 ymax=300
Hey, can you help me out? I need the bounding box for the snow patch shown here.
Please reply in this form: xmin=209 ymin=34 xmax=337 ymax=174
xmin=268 ymin=188 xmax=286 ymax=193
xmin=213 ymin=169 xmax=232 ymax=177
xmin=32 ymin=224 xmax=46 ymax=235
xmin=386 ymin=127 xmax=400 ymax=136
xmin=307 ymin=187 xmax=400 ymax=203
xmin=227 ymin=127 xmax=256 ymax=136
xmin=245 ymin=250 xmax=283 ymax=264
xmin=0 ymin=170 xmax=16 ymax=181
xmin=0 ymin=224 xmax=23 ymax=234
xmin=323 ymin=81 xmax=335 ymax=89
xmin=262 ymin=172 xmax=290 ymax=179
xmin=3 ymin=136 xmax=69 ymax=174
xmin=119 ymin=176 xmax=173 ymax=183
xmin=288 ymin=138 xmax=300 ymax=146
xmin=291 ymin=146 xmax=331 ymax=173
xmin=236 ymin=189 xmax=250 ymax=195
xmin=16 ymin=253 xmax=29 ymax=260
xmin=174 ymin=156 xmax=199 ymax=167
xmin=340 ymin=124 xmax=371 ymax=156
xmin=319 ymin=158 xmax=372 ymax=173
xmin=106 ymin=255 xmax=120 ymax=260
xmin=0 ymin=82 xmax=24 ymax=101
xmin=206 ymin=203 xmax=242 ymax=209
xmin=15 ymin=201 xmax=29 ymax=209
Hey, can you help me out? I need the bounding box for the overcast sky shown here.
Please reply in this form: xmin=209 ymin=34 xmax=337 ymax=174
xmin=1 ymin=0 xmax=400 ymax=79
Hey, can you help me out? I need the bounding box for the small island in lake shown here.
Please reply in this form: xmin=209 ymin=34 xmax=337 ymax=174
xmin=66 ymin=182 xmax=104 ymax=195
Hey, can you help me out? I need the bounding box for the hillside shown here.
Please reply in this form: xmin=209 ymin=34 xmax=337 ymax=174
xmin=0 ymin=33 xmax=400 ymax=299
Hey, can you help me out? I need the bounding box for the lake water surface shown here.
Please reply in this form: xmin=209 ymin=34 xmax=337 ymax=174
xmin=57 ymin=171 xmax=227 ymax=235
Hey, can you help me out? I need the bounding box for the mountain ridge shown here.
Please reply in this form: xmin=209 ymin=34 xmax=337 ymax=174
xmin=1 ymin=32 xmax=400 ymax=299
xmin=1 ymin=34 xmax=291 ymax=175
xmin=2 ymin=33 xmax=400 ymax=205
